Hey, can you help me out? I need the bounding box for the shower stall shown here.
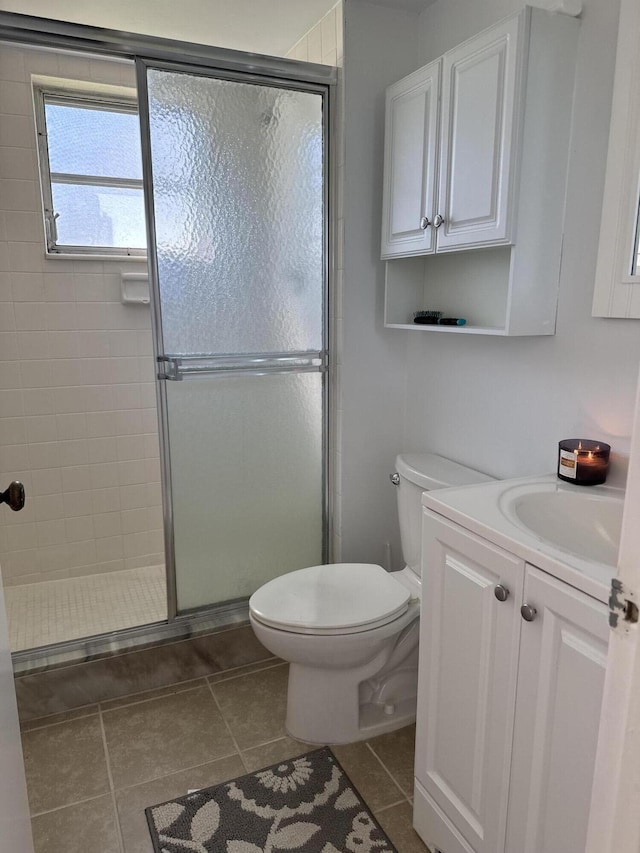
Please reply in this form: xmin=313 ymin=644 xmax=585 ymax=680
xmin=0 ymin=15 xmax=334 ymax=668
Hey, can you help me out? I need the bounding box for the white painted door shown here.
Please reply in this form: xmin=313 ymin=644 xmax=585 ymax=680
xmin=436 ymin=13 xmax=522 ymax=252
xmin=0 ymin=573 xmax=34 ymax=852
xmin=505 ymin=566 xmax=608 ymax=853
xmin=381 ymin=60 xmax=440 ymax=259
xmin=414 ymin=512 xmax=524 ymax=853
xmin=586 ymin=372 xmax=640 ymax=853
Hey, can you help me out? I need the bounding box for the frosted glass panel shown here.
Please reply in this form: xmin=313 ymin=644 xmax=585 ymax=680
xmin=146 ymin=69 xmax=324 ymax=355
xmin=168 ymin=372 xmax=323 ymax=611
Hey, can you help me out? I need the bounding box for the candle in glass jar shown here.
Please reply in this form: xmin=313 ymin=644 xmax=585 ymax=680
xmin=558 ymin=439 xmax=611 ymax=485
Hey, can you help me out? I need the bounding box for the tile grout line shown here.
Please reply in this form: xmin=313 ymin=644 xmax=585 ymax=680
xmin=206 ymin=679 xmax=249 ymax=773
xmin=372 ymin=798 xmax=410 ymax=816
xmin=97 ymin=705 xmax=126 ymax=853
xmin=207 ymin=659 xmax=286 ymax=686
xmin=18 ymin=658 xmax=283 ymax=731
xmin=98 ymin=680 xmax=207 ymax=714
xmin=110 ymin=753 xmax=242 ymax=796
xmin=364 ymin=742 xmax=412 ymax=804
xmin=241 ymin=733 xmax=298 ymax=754
xmin=30 ymin=791 xmax=116 ymax=820
xmin=21 ymin=708 xmax=100 ymax=733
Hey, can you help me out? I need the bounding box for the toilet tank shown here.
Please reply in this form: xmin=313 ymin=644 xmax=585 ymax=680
xmin=394 ymin=453 xmax=493 ymax=575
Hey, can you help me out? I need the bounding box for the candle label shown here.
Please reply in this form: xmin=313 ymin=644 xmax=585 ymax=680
xmin=559 ymin=450 xmax=577 ymax=479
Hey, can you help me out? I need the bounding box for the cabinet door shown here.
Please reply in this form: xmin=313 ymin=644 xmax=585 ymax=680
xmin=436 ymin=13 xmax=523 ymax=251
xmin=381 ymin=61 xmax=440 ymax=259
xmin=505 ymin=566 xmax=608 ymax=853
xmin=414 ymin=513 xmax=524 ymax=853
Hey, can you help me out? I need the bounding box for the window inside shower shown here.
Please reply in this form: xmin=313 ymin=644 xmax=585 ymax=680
xmin=35 ymin=89 xmax=147 ymax=256
xmin=0 ymin=47 xmax=165 ymax=653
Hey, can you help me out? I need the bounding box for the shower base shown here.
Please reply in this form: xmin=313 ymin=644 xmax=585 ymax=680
xmin=5 ymin=564 xmax=166 ymax=652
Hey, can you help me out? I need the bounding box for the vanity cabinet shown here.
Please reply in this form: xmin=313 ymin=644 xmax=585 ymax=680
xmin=414 ymin=511 xmax=608 ymax=853
xmin=381 ymin=7 xmax=580 ymax=335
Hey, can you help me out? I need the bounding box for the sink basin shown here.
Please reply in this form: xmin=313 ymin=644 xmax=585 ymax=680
xmin=505 ymin=488 xmax=623 ymax=566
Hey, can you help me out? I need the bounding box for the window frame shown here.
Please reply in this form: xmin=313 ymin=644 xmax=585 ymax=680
xmin=34 ymin=86 xmax=147 ymax=258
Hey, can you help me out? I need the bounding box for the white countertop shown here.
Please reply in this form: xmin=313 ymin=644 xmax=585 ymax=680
xmin=423 ymin=474 xmax=623 ymax=603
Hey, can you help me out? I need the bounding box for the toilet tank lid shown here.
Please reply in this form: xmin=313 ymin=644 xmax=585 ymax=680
xmin=395 ymin=453 xmax=494 ymax=491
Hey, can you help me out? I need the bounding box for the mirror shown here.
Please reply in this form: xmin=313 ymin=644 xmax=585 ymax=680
xmin=592 ymin=0 xmax=640 ymax=318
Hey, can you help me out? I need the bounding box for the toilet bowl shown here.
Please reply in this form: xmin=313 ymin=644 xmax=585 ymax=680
xmin=249 ymin=453 xmax=492 ymax=744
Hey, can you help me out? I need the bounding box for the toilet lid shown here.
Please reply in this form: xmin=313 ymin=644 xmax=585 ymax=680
xmin=249 ymin=563 xmax=411 ymax=635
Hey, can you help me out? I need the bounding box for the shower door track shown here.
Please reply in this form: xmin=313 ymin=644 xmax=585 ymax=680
xmin=0 ymin=13 xmax=336 ymax=666
xmin=11 ymin=600 xmax=250 ymax=677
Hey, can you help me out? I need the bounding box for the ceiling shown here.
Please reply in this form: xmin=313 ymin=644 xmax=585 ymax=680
xmin=0 ymin=0 xmax=343 ymax=56
xmin=0 ymin=0 xmax=440 ymax=58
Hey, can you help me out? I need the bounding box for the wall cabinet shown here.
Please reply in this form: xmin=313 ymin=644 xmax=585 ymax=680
xmin=414 ymin=512 xmax=608 ymax=853
xmin=382 ymin=16 xmax=521 ymax=258
xmin=381 ymin=8 xmax=580 ymax=335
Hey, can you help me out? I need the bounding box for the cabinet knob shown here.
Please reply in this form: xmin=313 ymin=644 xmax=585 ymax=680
xmin=420 ymin=216 xmax=431 ymax=230
xmin=494 ymin=584 xmax=510 ymax=602
xmin=433 ymin=213 xmax=445 ymax=229
xmin=521 ymin=604 xmax=537 ymax=622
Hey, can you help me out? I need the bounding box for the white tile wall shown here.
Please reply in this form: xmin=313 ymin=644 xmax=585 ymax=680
xmin=0 ymin=45 xmax=164 ymax=586
xmin=287 ymin=2 xmax=343 ymax=66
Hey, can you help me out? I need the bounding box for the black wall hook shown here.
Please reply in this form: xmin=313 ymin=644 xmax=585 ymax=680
xmin=0 ymin=481 xmax=25 ymax=512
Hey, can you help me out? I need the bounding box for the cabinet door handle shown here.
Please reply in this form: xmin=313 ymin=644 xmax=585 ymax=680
xmin=521 ymin=604 xmax=537 ymax=622
xmin=420 ymin=216 xmax=431 ymax=230
xmin=494 ymin=584 xmax=510 ymax=602
xmin=433 ymin=213 xmax=445 ymax=229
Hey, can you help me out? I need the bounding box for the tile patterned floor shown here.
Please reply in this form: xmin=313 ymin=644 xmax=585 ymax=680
xmin=6 ymin=565 xmax=166 ymax=651
xmin=21 ymin=659 xmax=430 ymax=853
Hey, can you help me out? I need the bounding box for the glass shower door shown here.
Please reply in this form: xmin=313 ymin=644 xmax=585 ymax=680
xmin=137 ymin=62 xmax=327 ymax=614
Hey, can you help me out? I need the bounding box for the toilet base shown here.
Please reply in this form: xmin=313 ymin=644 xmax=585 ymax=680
xmin=285 ymin=659 xmax=418 ymax=745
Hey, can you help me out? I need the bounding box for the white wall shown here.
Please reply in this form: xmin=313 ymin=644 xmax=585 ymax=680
xmin=402 ymin=0 xmax=639 ymax=480
xmin=340 ymin=1 xmax=418 ymax=570
xmin=0 ymin=45 xmax=164 ymax=586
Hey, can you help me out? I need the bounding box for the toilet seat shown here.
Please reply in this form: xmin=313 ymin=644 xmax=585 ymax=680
xmin=249 ymin=563 xmax=411 ymax=636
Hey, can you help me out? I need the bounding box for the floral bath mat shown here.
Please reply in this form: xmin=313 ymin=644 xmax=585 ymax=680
xmin=145 ymin=747 xmax=397 ymax=852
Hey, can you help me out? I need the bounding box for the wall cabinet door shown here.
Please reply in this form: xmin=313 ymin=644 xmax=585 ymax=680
xmin=414 ymin=513 xmax=524 ymax=853
xmin=504 ymin=566 xmax=609 ymax=853
xmin=381 ymin=61 xmax=441 ymax=259
xmin=436 ymin=14 xmax=522 ymax=251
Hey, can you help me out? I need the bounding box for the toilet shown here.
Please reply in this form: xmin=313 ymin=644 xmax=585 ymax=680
xmin=249 ymin=453 xmax=492 ymax=744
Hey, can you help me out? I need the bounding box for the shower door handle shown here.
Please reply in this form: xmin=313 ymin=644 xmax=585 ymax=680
xmin=0 ymin=481 xmax=25 ymax=512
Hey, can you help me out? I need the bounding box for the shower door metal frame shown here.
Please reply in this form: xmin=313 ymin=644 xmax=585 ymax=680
xmin=0 ymin=11 xmax=336 ymax=664
xmin=137 ymin=58 xmax=332 ymax=620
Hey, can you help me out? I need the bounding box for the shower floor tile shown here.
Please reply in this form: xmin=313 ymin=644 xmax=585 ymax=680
xmin=5 ymin=564 xmax=166 ymax=652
